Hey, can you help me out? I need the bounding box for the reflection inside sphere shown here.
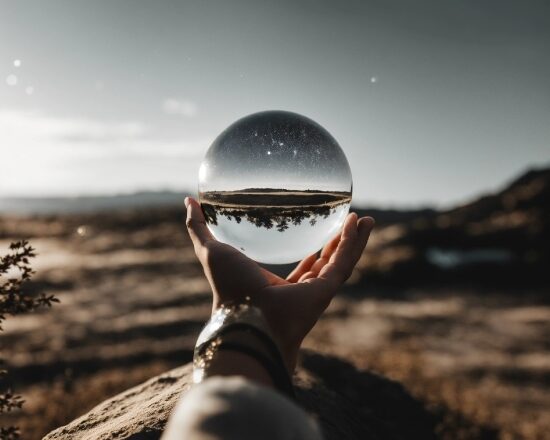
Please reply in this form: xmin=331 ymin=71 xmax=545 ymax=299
xmin=198 ymin=110 xmax=353 ymax=264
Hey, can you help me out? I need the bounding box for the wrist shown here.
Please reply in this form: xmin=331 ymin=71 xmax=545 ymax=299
xmin=211 ymin=298 xmax=298 ymax=374
xmin=194 ymin=302 xmax=295 ymax=398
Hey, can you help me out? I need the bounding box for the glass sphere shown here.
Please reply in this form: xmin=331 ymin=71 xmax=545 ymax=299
xmin=198 ymin=110 xmax=352 ymax=264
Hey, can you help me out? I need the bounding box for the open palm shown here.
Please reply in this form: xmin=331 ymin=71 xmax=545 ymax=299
xmin=185 ymin=197 xmax=374 ymax=371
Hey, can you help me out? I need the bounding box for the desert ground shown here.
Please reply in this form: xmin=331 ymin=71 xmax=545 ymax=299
xmin=1 ymin=169 xmax=549 ymax=439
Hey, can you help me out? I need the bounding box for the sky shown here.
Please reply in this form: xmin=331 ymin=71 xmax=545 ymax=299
xmin=0 ymin=0 xmax=549 ymax=207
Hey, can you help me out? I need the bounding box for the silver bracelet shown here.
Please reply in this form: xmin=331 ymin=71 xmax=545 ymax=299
xmin=193 ymin=301 xmax=274 ymax=383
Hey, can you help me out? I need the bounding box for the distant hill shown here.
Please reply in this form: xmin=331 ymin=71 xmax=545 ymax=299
xmin=357 ymin=166 xmax=550 ymax=287
xmin=0 ymin=191 xmax=189 ymax=214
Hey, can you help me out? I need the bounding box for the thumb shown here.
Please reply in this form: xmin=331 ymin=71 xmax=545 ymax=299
xmin=185 ymin=197 xmax=214 ymax=250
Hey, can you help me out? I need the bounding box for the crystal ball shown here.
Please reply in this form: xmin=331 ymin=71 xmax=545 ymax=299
xmin=198 ymin=110 xmax=352 ymax=264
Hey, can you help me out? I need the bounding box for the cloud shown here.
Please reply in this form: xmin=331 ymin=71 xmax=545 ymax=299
xmin=0 ymin=109 xmax=147 ymax=144
xmin=162 ymin=98 xmax=198 ymax=117
xmin=0 ymin=109 xmax=210 ymax=196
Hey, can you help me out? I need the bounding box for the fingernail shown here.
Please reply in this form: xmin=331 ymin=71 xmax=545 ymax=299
xmin=362 ymin=216 xmax=375 ymax=228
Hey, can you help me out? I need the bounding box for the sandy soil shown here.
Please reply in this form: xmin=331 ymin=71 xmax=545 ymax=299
xmin=1 ymin=208 xmax=549 ymax=439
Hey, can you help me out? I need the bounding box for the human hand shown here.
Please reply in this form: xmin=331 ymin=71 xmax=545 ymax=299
xmin=185 ymin=197 xmax=374 ymax=371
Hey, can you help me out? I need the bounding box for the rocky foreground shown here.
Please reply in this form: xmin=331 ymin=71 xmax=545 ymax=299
xmin=45 ymin=353 xmax=436 ymax=440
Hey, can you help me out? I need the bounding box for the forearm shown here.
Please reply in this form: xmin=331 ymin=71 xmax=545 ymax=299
xmin=205 ymin=350 xmax=274 ymax=388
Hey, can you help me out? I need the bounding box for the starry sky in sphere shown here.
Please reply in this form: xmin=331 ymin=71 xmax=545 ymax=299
xmin=200 ymin=111 xmax=352 ymax=192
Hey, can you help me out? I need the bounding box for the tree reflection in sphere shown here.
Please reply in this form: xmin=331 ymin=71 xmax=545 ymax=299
xmin=198 ymin=110 xmax=352 ymax=264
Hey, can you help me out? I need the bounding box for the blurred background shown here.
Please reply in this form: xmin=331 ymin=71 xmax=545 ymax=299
xmin=1 ymin=1 xmax=549 ymax=438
